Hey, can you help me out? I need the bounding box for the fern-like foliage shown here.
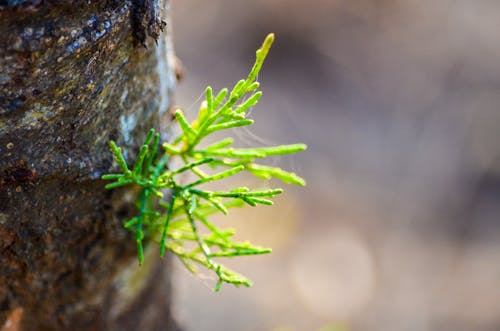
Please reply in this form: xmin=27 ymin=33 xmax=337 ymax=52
xmin=102 ymin=33 xmax=306 ymax=291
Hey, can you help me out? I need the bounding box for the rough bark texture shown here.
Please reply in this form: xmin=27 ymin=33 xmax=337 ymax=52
xmin=0 ymin=1 xmax=178 ymax=330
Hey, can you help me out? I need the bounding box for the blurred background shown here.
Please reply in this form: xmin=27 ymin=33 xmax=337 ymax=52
xmin=170 ymin=1 xmax=500 ymax=330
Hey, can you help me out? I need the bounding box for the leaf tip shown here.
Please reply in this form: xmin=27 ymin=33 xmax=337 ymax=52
xmin=265 ymin=33 xmax=275 ymax=46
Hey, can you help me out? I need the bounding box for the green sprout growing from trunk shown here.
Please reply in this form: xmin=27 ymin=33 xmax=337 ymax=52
xmin=102 ymin=33 xmax=306 ymax=291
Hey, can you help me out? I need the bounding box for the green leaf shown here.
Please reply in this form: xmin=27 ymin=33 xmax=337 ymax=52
xmin=124 ymin=217 xmax=139 ymax=229
xmin=168 ymin=158 xmax=215 ymax=177
xmin=235 ymin=92 xmax=262 ymax=113
xmin=205 ymin=86 xmax=214 ymax=115
xmin=101 ymin=33 xmax=306 ymax=291
xmin=101 ymin=174 xmax=124 ymax=180
xmin=213 ymin=88 xmax=228 ymax=108
xmin=211 ymin=188 xmax=283 ymax=198
xmin=205 ymin=137 xmax=234 ymax=151
xmin=163 ymin=142 xmax=182 ymax=155
xmin=104 ymin=179 xmax=133 ymax=189
xmin=247 ymin=164 xmax=306 ymax=186
xmin=175 ymin=109 xmax=198 ymax=139
xmin=243 ymin=197 xmax=274 ymax=206
xmin=109 ymin=141 xmax=131 ymax=176
xmin=186 ymin=165 xmax=245 ymax=188
xmin=132 ymin=144 xmax=149 ymax=175
xmin=246 ymin=82 xmax=260 ymax=91
xmin=196 ymin=148 xmax=265 ymax=159
xmin=160 ymin=194 xmax=176 ymax=257
xmin=207 ymin=197 xmax=229 ymax=215
xmin=246 ymin=33 xmax=274 ymax=84
xmin=144 ymin=132 xmax=160 ymax=174
xmin=206 ymin=119 xmax=254 ymax=134
xmin=230 ymin=79 xmax=246 ymax=99
xmin=249 ymin=144 xmax=307 ymax=156
xmin=209 ymin=248 xmax=271 ymax=257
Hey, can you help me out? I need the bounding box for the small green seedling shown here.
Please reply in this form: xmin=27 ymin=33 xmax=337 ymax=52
xmin=102 ymin=33 xmax=306 ymax=291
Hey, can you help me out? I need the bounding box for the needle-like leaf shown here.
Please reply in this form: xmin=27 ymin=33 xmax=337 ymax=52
xmin=101 ymin=33 xmax=306 ymax=290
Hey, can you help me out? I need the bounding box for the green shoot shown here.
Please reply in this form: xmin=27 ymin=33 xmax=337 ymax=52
xmin=102 ymin=33 xmax=306 ymax=291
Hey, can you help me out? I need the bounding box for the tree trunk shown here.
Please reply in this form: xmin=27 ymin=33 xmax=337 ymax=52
xmin=0 ymin=1 xmax=178 ymax=330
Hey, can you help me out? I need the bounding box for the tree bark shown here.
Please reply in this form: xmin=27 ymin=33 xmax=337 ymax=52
xmin=0 ymin=1 xmax=178 ymax=330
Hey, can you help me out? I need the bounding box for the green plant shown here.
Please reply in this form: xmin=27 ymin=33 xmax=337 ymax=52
xmin=102 ymin=33 xmax=306 ymax=291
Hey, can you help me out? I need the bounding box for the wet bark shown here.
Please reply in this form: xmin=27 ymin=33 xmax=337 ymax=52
xmin=0 ymin=1 xmax=178 ymax=330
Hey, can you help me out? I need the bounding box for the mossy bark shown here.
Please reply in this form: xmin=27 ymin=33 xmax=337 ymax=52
xmin=0 ymin=1 xmax=178 ymax=330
